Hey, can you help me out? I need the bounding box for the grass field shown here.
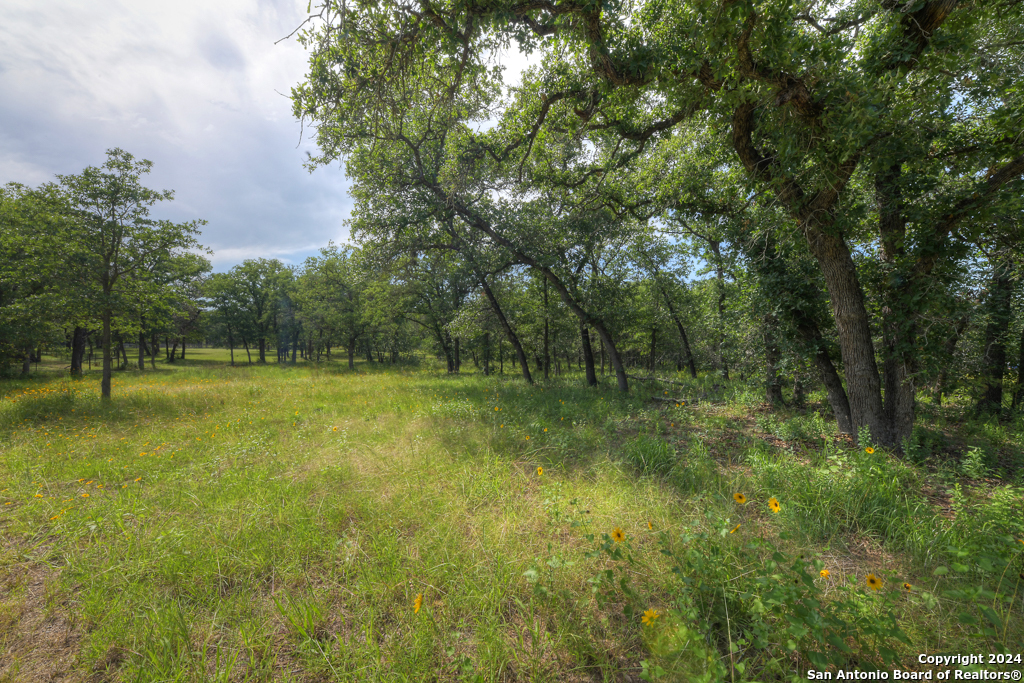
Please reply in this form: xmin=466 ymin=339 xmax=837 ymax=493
xmin=2 ymin=350 xmax=1023 ymax=682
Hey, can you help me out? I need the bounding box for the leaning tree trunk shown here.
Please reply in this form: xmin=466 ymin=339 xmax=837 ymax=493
xmin=661 ymin=289 xmax=698 ymax=379
xmin=478 ymin=272 xmax=533 ymax=384
xmin=439 ymin=187 xmax=628 ymax=391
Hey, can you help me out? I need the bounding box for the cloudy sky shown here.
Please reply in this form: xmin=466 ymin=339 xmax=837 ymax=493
xmin=0 ymin=0 xmax=365 ymax=271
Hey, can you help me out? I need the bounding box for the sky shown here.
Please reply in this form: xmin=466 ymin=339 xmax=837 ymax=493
xmin=0 ymin=1 xmax=368 ymax=271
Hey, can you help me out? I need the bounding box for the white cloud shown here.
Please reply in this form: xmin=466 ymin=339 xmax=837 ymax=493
xmin=0 ymin=0 xmax=352 ymax=270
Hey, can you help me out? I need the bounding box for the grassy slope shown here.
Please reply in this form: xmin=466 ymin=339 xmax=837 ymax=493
xmin=1 ymin=351 xmax=1022 ymax=682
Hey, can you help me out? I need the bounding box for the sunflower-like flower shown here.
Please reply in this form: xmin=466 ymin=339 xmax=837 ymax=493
xmin=820 ymin=569 xmax=830 ymax=579
xmin=647 ymin=520 xmax=654 ymax=531
xmin=768 ymin=497 xmax=781 ymax=514
xmin=733 ymin=493 xmax=747 ymax=505
xmin=866 ymin=573 xmax=882 ymax=591
xmin=641 ymin=608 xmax=660 ymax=625
xmin=414 ymin=593 xmax=423 ymax=614
xmin=611 ymin=527 xmax=625 ymax=542
xmin=865 ymin=447 xmax=875 ymax=454
xmin=903 ymin=582 xmax=912 ymax=592
xmin=729 ymin=523 xmax=741 ymax=534
xmin=536 ymin=466 xmax=543 ymax=477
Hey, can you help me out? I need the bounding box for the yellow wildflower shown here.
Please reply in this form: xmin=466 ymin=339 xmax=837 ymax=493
xmin=642 ymin=608 xmax=660 ymax=625
xmin=729 ymin=524 xmax=740 ymax=534
xmin=865 ymin=447 xmax=875 ymax=454
xmin=768 ymin=497 xmax=781 ymax=513
xmin=733 ymin=493 xmax=747 ymax=505
xmin=903 ymin=582 xmax=912 ymax=592
xmin=820 ymin=569 xmax=830 ymax=579
xmin=611 ymin=527 xmax=625 ymax=542
xmin=537 ymin=466 xmax=543 ymax=477
xmin=414 ymin=593 xmax=423 ymax=614
xmin=866 ymin=574 xmax=882 ymax=591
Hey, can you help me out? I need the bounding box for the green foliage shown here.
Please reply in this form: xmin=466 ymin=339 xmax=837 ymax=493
xmin=623 ymin=434 xmax=677 ymax=476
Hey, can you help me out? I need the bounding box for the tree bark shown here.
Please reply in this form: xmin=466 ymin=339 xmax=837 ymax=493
xmin=138 ymin=330 xmax=146 ymax=371
xmin=454 ymin=337 xmax=461 ymax=373
xmin=228 ymin=326 xmax=235 ymax=366
xmin=21 ymin=350 xmax=32 ymax=375
xmin=710 ymin=240 xmax=730 ymax=380
xmin=101 ymin=309 xmax=113 ymax=400
xmin=764 ymin=315 xmax=785 ymax=406
xmin=242 ymin=337 xmax=252 ymax=365
xmin=348 ymin=339 xmax=356 ymax=369
xmin=70 ymin=327 xmax=88 ymax=376
xmin=478 ymin=272 xmax=533 ymax=384
xmin=181 ymin=337 xmax=186 ymax=360
xmin=258 ymin=337 xmax=266 ymax=363
xmin=660 ymin=289 xmax=697 ymax=378
xmin=543 ymin=279 xmax=550 ymax=380
xmin=977 ymin=262 xmax=1013 ymax=414
xmin=581 ymin=324 xmax=597 ymax=386
xmin=1013 ymin=323 xmax=1024 ymax=411
xmin=483 ymin=332 xmax=491 ymax=376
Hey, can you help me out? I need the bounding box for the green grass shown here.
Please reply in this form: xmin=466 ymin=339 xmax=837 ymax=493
xmin=1 ymin=351 xmax=1022 ymax=681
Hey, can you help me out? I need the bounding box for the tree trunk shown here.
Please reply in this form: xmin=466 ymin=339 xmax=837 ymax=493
xmin=581 ymin=324 xmax=597 ymax=386
xmin=711 ymin=241 xmax=729 ymax=380
xmin=660 ymin=290 xmax=697 ymax=378
xmin=543 ymin=279 xmax=550 ymax=381
xmin=258 ymin=337 xmax=266 ymax=363
xmin=977 ymin=262 xmax=1013 ymax=415
xmin=101 ymin=309 xmax=113 ymax=400
xmin=348 ymin=340 xmax=356 ymax=369
xmin=150 ymin=332 xmax=158 ymax=369
xmin=483 ymin=332 xmax=491 ymax=376
xmin=764 ymin=315 xmax=785 ymax=406
xmin=649 ymin=327 xmax=657 ymax=373
xmin=228 ymin=326 xmax=235 ymax=367
xmin=70 ymin=327 xmax=87 ymax=376
xmin=733 ymin=103 xmax=885 ymax=443
xmin=138 ymin=330 xmax=146 ymax=371
xmin=21 ymin=350 xmax=32 ymax=375
xmin=443 ymin=330 xmax=455 ymax=373
xmin=454 ymin=337 xmax=461 ymax=374
xmin=802 ymin=226 xmax=888 ymax=443
xmin=1013 ymin=323 xmax=1024 ymax=411
xmin=180 ymin=337 xmax=186 ymax=360
xmin=478 ymin=273 xmax=532 ymax=384
xmin=243 ymin=337 xmax=252 ymax=365
xmin=793 ymin=310 xmax=854 ymax=434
